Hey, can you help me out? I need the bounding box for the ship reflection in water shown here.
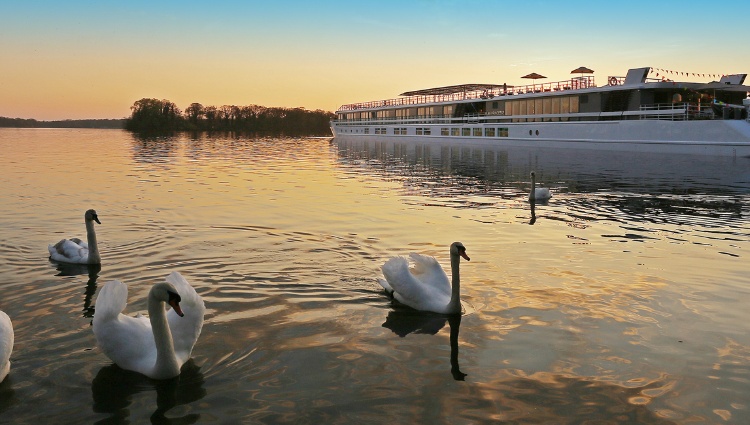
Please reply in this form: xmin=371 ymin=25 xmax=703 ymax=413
xmin=334 ymin=137 xmax=749 ymax=229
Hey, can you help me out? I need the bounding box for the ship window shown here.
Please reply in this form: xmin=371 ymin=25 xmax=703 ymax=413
xmin=462 ymin=128 xmax=471 ymax=136
xmin=570 ymin=96 xmax=579 ymax=113
xmin=498 ymin=127 xmax=509 ymax=137
xmin=450 ymin=128 xmax=460 ymax=136
xmin=485 ymin=128 xmax=496 ymax=137
xmin=518 ymin=100 xmax=527 ymax=115
xmin=551 ymin=98 xmax=560 ymax=114
xmin=441 ymin=128 xmax=449 ymax=136
xmin=364 ymin=128 xmax=369 ymax=134
xmin=444 ymin=105 xmax=454 ymax=116
xmin=492 ymin=101 xmax=499 ymax=109
xmin=473 ymin=128 xmax=482 ymax=137
xmin=561 ymin=97 xmax=570 ymax=114
xmin=417 ymin=107 xmax=435 ymax=117
xmin=423 ymin=128 xmax=431 ymax=135
xmin=416 ymin=128 xmax=423 ymax=135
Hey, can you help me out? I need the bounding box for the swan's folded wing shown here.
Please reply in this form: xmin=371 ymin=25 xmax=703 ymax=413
xmin=49 ymin=239 xmax=87 ymax=263
xmin=96 ymin=314 xmax=156 ymax=374
xmin=408 ymin=253 xmax=451 ymax=296
xmin=92 ymin=281 xmax=156 ymax=374
xmin=382 ymin=256 xmax=450 ymax=309
xmin=0 ymin=311 xmax=12 ymax=381
xmin=165 ymin=271 xmax=205 ymax=364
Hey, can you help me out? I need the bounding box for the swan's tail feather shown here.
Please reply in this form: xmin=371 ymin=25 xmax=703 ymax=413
xmin=93 ymin=280 xmax=128 ymax=324
xmin=377 ymin=278 xmax=394 ymax=298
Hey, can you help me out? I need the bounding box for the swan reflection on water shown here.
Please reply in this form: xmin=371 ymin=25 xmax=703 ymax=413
xmin=382 ymin=309 xmax=467 ymax=381
xmin=91 ymin=360 xmax=206 ymax=424
xmin=49 ymin=262 xmax=101 ymax=318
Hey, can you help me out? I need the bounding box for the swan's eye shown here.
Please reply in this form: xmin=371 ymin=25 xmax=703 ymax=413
xmin=167 ymin=290 xmax=181 ymax=303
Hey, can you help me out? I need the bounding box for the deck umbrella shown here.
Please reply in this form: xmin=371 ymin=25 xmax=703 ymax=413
xmin=571 ymin=66 xmax=594 ymax=86
xmin=570 ymin=66 xmax=594 ymax=76
xmin=521 ymin=72 xmax=546 ymax=91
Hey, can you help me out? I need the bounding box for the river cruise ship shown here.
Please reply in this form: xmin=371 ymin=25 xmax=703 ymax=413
xmin=331 ymin=67 xmax=750 ymax=157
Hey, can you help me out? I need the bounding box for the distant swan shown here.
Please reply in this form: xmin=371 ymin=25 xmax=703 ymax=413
xmin=48 ymin=209 xmax=101 ymax=264
xmin=528 ymin=171 xmax=552 ymax=202
xmin=92 ymin=271 xmax=205 ymax=380
xmin=378 ymin=242 xmax=470 ymax=315
xmin=0 ymin=310 xmax=12 ymax=383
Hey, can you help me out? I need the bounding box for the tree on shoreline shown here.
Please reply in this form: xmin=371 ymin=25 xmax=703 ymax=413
xmin=125 ymin=98 xmax=334 ymax=135
xmin=0 ymin=117 xmax=124 ymax=129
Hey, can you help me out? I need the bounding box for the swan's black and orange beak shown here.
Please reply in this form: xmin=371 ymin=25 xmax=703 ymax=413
xmin=168 ymin=291 xmax=184 ymax=317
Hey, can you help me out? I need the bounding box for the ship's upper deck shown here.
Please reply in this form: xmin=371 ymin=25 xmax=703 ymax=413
xmin=336 ymin=68 xmax=749 ymax=113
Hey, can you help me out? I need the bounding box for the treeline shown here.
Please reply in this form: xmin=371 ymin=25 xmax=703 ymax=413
xmin=125 ymin=98 xmax=335 ymax=135
xmin=0 ymin=117 xmax=125 ymax=129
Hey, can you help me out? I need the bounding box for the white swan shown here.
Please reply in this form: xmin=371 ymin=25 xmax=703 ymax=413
xmin=48 ymin=209 xmax=101 ymax=264
xmin=92 ymin=271 xmax=205 ymax=380
xmin=0 ymin=310 xmax=12 ymax=382
xmin=378 ymin=242 xmax=470 ymax=315
xmin=528 ymin=171 xmax=551 ymax=202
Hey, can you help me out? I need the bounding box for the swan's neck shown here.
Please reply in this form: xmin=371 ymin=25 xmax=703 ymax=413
xmin=148 ymin=293 xmax=180 ymax=379
xmin=447 ymin=254 xmax=462 ymax=314
xmin=529 ymin=175 xmax=536 ymax=201
xmin=85 ymin=220 xmax=100 ymax=264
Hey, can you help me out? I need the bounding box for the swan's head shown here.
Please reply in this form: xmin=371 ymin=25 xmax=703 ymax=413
xmin=530 ymin=171 xmax=536 ymax=178
xmin=151 ymin=282 xmax=184 ymax=317
xmin=85 ymin=209 xmax=101 ymax=225
xmin=450 ymin=242 xmax=470 ymax=261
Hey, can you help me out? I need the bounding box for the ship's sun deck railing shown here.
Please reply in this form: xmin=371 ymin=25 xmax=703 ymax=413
xmin=338 ymin=76 xmax=598 ymax=112
xmin=637 ymin=102 xmax=708 ymax=121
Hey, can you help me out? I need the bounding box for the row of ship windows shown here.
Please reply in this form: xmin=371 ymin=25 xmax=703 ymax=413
xmin=357 ymin=127 xmax=511 ymax=137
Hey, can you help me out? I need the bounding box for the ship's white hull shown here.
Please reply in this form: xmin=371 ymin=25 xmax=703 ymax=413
xmin=331 ymin=119 xmax=750 ymax=157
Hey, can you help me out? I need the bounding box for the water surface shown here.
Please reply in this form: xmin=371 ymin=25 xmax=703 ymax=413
xmin=0 ymin=129 xmax=749 ymax=424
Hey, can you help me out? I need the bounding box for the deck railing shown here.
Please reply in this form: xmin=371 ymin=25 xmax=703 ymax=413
xmin=337 ymin=76 xmax=597 ymax=112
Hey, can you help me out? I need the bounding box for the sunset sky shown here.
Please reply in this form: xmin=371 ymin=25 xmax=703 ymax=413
xmin=2 ymin=0 xmax=748 ymax=121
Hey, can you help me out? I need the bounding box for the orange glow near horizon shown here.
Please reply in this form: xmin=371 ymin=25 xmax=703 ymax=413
xmin=2 ymin=2 xmax=748 ymax=121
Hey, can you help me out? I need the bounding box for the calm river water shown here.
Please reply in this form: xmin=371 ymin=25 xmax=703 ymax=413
xmin=0 ymin=128 xmax=749 ymax=424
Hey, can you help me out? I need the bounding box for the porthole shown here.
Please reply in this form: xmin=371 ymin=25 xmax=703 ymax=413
xmin=535 ymin=130 xmax=539 ymax=136
xmin=529 ymin=130 xmax=532 ymax=136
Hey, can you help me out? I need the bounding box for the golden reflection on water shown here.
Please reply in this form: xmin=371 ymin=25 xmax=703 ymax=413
xmin=1 ymin=129 xmax=750 ymax=423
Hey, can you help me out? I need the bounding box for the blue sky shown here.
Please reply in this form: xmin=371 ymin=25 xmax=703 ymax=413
xmin=1 ymin=0 xmax=748 ymax=120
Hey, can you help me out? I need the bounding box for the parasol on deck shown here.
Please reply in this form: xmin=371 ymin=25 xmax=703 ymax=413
xmin=522 ymin=72 xmax=546 ymax=91
xmin=570 ymin=66 xmax=594 ymax=76
xmin=571 ymin=66 xmax=594 ymax=86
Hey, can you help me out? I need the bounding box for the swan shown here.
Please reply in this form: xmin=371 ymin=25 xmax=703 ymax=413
xmin=48 ymin=209 xmax=101 ymax=264
xmin=0 ymin=310 xmax=12 ymax=382
xmin=92 ymin=271 xmax=205 ymax=380
xmin=528 ymin=171 xmax=551 ymax=202
xmin=378 ymin=242 xmax=470 ymax=315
